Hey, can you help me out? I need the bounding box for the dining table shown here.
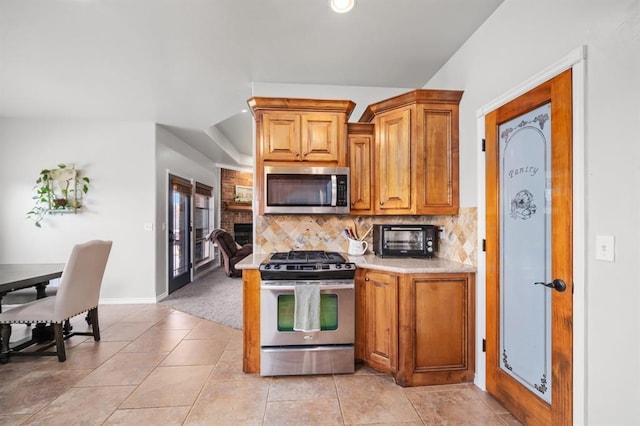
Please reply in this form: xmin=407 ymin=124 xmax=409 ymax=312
xmin=0 ymin=263 xmax=65 ymax=361
xmin=0 ymin=263 xmax=65 ymax=310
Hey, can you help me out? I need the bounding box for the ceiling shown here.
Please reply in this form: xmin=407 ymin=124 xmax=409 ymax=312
xmin=0 ymin=0 xmax=504 ymax=169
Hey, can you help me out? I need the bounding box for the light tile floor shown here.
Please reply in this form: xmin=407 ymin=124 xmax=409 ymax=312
xmin=0 ymin=304 xmax=522 ymax=425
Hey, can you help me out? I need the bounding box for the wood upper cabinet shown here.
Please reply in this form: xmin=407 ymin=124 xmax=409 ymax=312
xmin=261 ymin=112 xmax=300 ymax=161
xmin=248 ymin=97 xmax=355 ymax=215
xmin=415 ymin=103 xmax=460 ymax=214
xmin=374 ymin=108 xmax=412 ymax=214
xmin=359 ymin=89 xmax=463 ymax=215
xmin=262 ymin=111 xmax=343 ymax=162
xmin=347 ymin=123 xmax=374 ymax=213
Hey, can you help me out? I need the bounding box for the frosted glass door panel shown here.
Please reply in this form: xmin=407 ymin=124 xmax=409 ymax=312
xmin=499 ymin=103 xmax=552 ymax=402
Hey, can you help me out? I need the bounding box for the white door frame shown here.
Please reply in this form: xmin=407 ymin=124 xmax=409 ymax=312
xmin=475 ymin=45 xmax=587 ymax=424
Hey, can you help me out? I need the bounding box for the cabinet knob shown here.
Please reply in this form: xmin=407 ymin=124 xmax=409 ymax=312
xmin=365 ymin=277 xmax=370 ymax=281
xmin=295 ymin=152 xmax=299 ymax=156
xmin=379 ymin=201 xmax=384 ymax=205
xmin=302 ymin=152 xmax=308 ymax=156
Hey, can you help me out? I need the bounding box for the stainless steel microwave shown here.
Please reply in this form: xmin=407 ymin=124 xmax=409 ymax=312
xmin=264 ymin=166 xmax=350 ymax=214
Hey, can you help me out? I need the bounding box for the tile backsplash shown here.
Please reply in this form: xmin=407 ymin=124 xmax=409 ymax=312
xmin=254 ymin=207 xmax=478 ymax=266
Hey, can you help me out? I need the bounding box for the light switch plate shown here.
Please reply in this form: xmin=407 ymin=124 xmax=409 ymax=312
xmin=143 ymin=222 xmax=154 ymax=232
xmin=595 ymin=235 xmax=614 ymax=261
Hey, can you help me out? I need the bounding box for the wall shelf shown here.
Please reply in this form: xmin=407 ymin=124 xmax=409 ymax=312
xmin=224 ymin=201 xmax=253 ymax=212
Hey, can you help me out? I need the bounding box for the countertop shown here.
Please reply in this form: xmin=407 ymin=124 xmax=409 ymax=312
xmin=236 ymin=253 xmax=476 ymax=274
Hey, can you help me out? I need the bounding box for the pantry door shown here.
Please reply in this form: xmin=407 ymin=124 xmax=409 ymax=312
xmin=485 ymin=69 xmax=573 ymax=425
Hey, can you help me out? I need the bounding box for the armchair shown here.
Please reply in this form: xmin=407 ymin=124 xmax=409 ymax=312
xmin=209 ymin=229 xmax=252 ymax=277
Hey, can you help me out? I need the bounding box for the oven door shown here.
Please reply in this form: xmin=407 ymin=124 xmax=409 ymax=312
xmin=260 ymin=280 xmax=354 ymax=347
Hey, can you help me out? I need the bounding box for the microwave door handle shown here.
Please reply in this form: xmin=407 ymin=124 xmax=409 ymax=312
xmin=331 ymin=175 xmax=337 ymax=206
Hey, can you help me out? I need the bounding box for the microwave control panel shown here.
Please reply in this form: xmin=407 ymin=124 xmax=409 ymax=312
xmin=337 ymin=175 xmax=348 ymax=206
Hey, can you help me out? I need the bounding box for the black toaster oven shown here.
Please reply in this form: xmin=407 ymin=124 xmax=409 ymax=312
xmin=372 ymin=224 xmax=438 ymax=258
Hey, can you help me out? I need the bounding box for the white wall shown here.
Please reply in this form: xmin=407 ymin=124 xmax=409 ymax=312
xmin=0 ymin=120 xmax=222 ymax=303
xmin=154 ymin=125 xmax=219 ymax=298
xmin=0 ymin=119 xmax=157 ymax=301
xmin=426 ymin=0 xmax=640 ymax=424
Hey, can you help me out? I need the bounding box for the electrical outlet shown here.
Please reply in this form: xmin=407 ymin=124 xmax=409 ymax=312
xmin=595 ymin=235 xmax=615 ymax=261
xmin=143 ymin=222 xmax=154 ymax=232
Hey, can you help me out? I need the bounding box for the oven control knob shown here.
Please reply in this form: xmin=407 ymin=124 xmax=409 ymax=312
xmin=263 ymin=264 xmax=271 ymax=270
xmin=335 ymin=264 xmax=342 ymax=269
xmin=274 ymin=265 xmax=281 ymax=269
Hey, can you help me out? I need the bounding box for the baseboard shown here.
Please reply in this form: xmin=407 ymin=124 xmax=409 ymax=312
xmin=98 ymin=297 xmax=157 ymax=305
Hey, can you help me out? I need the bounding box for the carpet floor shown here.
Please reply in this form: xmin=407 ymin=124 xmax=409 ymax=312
xmin=159 ymin=266 xmax=243 ymax=330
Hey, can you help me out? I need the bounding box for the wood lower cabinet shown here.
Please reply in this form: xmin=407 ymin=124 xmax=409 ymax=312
xmin=356 ymin=269 xmax=475 ymax=386
xmin=357 ymin=269 xmax=398 ymax=373
xmin=397 ymin=272 xmax=475 ymax=386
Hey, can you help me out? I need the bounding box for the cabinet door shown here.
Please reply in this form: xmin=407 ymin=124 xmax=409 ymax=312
xmin=416 ymin=104 xmax=459 ymax=214
xmin=300 ymin=112 xmax=340 ymax=162
xmin=348 ymin=132 xmax=373 ymax=213
xmin=397 ymin=273 xmax=475 ymax=386
xmin=364 ymin=270 xmax=398 ymax=373
xmin=262 ymin=112 xmax=301 ymax=161
xmin=374 ymin=108 xmax=412 ymax=213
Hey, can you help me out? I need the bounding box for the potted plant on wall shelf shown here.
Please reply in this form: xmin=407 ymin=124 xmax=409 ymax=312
xmin=27 ymin=164 xmax=91 ymax=227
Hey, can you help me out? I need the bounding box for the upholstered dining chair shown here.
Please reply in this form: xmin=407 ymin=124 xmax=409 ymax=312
xmin=0 ymin=240 xmax=112 ymax=363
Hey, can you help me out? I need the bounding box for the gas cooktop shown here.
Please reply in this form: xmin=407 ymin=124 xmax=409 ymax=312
xmin=259 ymin=250 xmax=355 ymax=280
xmin=267 ymin=250 xmax=347 ymax=264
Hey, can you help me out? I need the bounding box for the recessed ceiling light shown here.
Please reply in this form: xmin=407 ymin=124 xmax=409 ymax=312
xmin=241 ymin=109 xmax=248 ymax=113
xmin=330 ymin=0 xmax=356 ymax=14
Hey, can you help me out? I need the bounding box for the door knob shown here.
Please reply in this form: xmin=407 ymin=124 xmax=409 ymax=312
xmin=534 ymin=279 xmax=566 ymax=292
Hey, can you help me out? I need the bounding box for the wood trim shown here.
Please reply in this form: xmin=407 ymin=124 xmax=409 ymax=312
xmin=248 ymin=97 xmax=356 ymax=119
xmin=359 ymin=89 xmax=464 ymax=122
xmin=223 ymin=202 xmax=252 ymax=212
xmin=550 ymin=68 xmax=574 ymax=425
xmin=346 ymin=122 xmax=374 ymax=134
xmin=195 ymin=181 xmax=213 ymax=196
xmin=171 ymin=175 xmax=192 ymax=194
xmin=242 ymin=269 xmax=261 ymax=374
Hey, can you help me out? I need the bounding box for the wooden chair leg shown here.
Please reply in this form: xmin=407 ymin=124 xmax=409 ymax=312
xmin=88 ymin=307 xmax=100 ymax=341
xmin=52 ymin=323 xmax=66 ymax=362
xmin=0 ymin=324 xmax=11 ymax=364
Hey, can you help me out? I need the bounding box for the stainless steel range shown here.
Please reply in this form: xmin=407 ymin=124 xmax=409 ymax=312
xmin=260 ymin=250 xmax=356 ymax=376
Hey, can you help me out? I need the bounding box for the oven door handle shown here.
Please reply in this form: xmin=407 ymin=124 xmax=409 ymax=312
xmin=261 ymin=284 xmax=354 ymax=291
